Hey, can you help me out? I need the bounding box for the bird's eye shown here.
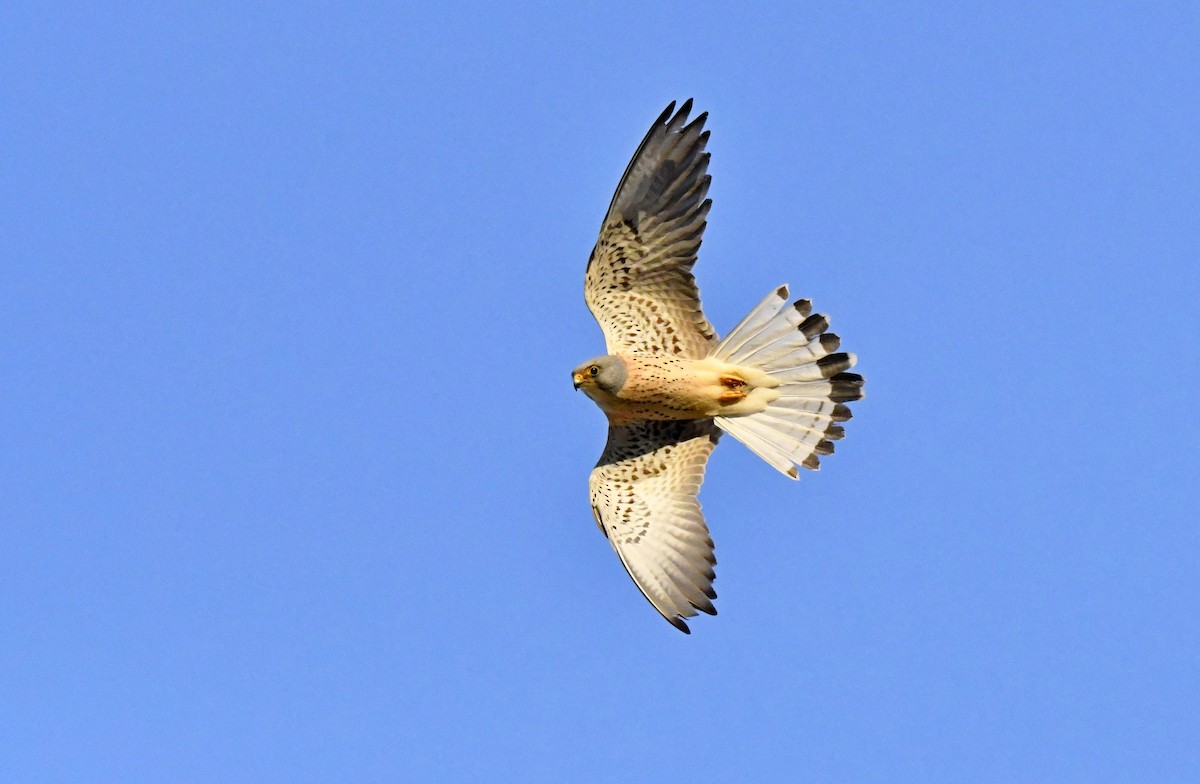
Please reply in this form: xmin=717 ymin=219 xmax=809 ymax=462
xmin=588 ymin=365 xmax=599 ymax=376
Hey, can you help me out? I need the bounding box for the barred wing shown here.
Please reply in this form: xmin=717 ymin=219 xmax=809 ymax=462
xmin=589 ymin=419 xmax=720 ymax=633
xmin=585 ymin=100 xmax=717 ymax=358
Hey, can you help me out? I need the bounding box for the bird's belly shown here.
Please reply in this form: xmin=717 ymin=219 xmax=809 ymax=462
xmin=599 ymin=357 xmax=780 ymax=424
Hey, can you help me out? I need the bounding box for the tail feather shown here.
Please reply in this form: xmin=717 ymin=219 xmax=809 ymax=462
xmin=712 ymin=416 xmax=800 ymax=479
xmin=710 ymin=286 xmax=791 ymax=360
xmin=767 ymin=395 xmax=853 ymax=421
xmin=774 ymin=375 xmax=864 ymax=404
xmin=724 ymin=302 xmax=811 ymax=364
xmin=757 ymin=406 xmax=845 ymax=438
xmin=767 ymin=352 xmax=858 ymax=383
xmin=741 ymin=331 xmax=841 ymax=369
xmin=752 ymin=411 xmax=834 ymax=455
xmin=710 ymin=285 xmax=863 ymax=478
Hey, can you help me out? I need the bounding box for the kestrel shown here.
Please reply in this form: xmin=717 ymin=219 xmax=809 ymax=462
xmin=574 ymin=100 xmax=864 ymax=633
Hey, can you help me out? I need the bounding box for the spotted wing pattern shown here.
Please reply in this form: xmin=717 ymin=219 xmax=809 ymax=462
xmin=589 ymin=419 xmax=720 ymax=633
xmin=585 ymin=100 xmax=717 ymax=359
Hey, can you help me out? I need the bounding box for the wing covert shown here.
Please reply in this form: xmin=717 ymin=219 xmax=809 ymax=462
xmin=585 ymin=100 xmax=717 ymax=358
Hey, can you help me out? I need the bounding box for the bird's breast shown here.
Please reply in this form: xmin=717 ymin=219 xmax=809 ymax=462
xmin=590 ymin=355 xmax=778 ymax=424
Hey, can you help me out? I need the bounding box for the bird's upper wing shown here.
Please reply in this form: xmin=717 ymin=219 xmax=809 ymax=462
xmin=585 ymin=100 xmax=717 ymax=358
xmin=589 ymin=419 xmax=720 ymax=633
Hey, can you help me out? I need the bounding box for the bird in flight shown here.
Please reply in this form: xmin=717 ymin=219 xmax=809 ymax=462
xmin=574 ymin=99 xmax=864 ymax=633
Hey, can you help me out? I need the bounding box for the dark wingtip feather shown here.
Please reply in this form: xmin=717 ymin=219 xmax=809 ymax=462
xmin=802 ymin=454 xmax=821 ymax=470
xmin=832 ymin=403 xmax=853 ymax=421
xmin=665 ymin=100 xmax=693 ymax=131
xmin=670 ymin=616 xmax=692 ymax=634
xmin=655 ymin=101 xmax=677 ymax=126
xmin=793 ymin=298 xmax=812 ymax=317
xmin=815 ymin=440 xmax=835 ymax=455
xmin=820 ymin=333 xmax=841 ymax=352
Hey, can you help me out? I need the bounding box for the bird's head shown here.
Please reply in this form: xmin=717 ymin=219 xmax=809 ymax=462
xmin=572 ymin=355 xmax=627 ymax=397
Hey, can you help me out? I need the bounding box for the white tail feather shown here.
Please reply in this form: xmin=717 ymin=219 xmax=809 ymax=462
xmin=750 ymin=412 xmax=828 ymax=456
xmin=742 ymin=336 xmax=836 ymax=368
xmin=770 ymin=395 xmax=840 ymax=415
xmin=710 ymin=285 xmax=862 ymax=478
xmin=710 ymin=286 xmax=790 ymax=360
xmin=723 ymin=305 xmax=809 ymax=364
xmin=713 ymin=416 xmax=800 ymax=479
xmin=757 ymin=406 xmax=841 ymax=434
xmin=767 ymin=353 xmax=857 ymax=382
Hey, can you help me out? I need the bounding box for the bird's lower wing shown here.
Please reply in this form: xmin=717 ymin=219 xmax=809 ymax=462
xmin=589 ymin=419 xmax=720 ymax=633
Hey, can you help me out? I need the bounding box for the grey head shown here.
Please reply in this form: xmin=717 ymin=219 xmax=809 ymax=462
xmin=571 ymin=355 xmax=627 ymax=396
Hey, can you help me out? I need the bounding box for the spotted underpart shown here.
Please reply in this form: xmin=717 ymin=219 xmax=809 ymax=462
xmin=577 ymin=353 xmax=778 ymax=425
xmin=589 ymin=420 xmax=720 ymax=634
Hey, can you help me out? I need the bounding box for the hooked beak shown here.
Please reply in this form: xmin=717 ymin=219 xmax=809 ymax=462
xmin=572 ymin=373 xmax=584 ymax=390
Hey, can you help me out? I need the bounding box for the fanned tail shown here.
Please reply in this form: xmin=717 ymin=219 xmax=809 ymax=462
xmin=709 ymin=285 xmax=864 ymax=479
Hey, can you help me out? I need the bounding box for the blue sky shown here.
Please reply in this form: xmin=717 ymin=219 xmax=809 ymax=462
xmin=2 ymin=3 xmax=1197 ymax=781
